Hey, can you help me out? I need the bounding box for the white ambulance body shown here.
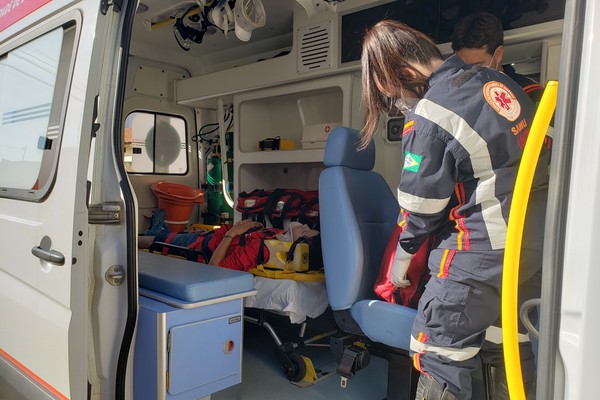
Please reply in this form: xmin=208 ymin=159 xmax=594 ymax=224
xmin=0 ymin=0 xmax=596 ymax=399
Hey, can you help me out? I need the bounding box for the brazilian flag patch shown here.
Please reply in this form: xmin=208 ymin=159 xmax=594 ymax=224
xmin=403 ymin=152 xmax=422 ymax=172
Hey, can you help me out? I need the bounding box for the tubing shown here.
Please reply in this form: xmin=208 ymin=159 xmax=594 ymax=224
xmin=502 ymin=81 xmax=558 ymax=400
xmin=218 ymin=98 xmax=235 ymax=208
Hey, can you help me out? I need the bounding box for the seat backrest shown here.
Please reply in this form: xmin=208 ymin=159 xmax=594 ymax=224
xmin=319 ymin=127 xmax=399 ymax=310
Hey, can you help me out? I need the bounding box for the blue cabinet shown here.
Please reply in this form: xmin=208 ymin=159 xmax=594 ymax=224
xmin=134 ymin=251 xmax=255 ymax=400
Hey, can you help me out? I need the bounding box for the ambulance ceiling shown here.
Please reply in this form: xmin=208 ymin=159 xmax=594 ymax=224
xmin=130 ymin=0 xmax=296 ymax=74
xmin=128 ymin=0 xmax=562 ymax=78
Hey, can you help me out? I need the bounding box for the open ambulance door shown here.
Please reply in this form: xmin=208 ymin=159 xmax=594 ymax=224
xmin=0 ymin=1 xmax=132 ymax=399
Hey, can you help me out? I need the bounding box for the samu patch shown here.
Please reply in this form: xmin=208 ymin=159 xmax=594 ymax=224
xmin=483 ymin=81 xmax=521 ymax=122
xmin=403 ymin=152 xmax=422 ymax=172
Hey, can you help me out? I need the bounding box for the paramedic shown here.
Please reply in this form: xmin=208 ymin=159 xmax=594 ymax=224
xmin=451 ymin=12 xmax=553 ymax=155
xmin=451 ymin=11 xmax=549 ymax=398
xmin=360 ymin=20 xmax=548 ymax=399
xmin=451 ymin=12 xmax=544 ymax=105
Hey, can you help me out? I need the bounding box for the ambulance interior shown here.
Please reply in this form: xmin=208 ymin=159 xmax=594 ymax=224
xmin=123 ymin=0 xmax=565 ymax=398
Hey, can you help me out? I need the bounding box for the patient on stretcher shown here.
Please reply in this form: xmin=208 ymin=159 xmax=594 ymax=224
xmin=138 ymin=219 xmax=320 ymax=272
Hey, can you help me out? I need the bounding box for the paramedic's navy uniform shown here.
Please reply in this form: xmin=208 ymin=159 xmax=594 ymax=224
xmin=398 ymin=55 xmax=549 ymax=398
xmin=503 ymin=63 xmax=544 ymax=106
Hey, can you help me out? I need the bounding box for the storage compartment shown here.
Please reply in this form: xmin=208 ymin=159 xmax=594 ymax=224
xmin=134 ymin=251 xmax=256 ymax=400
xmin=234 ymin=74 xmax=356 ymax=154
xmin=231 ymin=74 xmax=360 ymax=223
xmin=237 ymin=87 xmax=343 ymax=152
xmin=135 ymin=297 xmax=246 ymax=400
xmin=238 ymin=162 xmax=323 ymax=194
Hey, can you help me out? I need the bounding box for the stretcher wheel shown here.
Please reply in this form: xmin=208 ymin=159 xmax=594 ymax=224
xmin=284 ymin=353 xmax=307 ymax=382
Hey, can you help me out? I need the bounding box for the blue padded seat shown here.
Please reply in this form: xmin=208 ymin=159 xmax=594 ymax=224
xmin=319 ymin=127 xmax=416 ymax=351
xmin=138 ymin=250 xmax=254 ymax=303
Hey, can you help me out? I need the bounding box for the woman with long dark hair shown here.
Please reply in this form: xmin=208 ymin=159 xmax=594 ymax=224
xmin=360 ymin=20 xmax=547 ymax=399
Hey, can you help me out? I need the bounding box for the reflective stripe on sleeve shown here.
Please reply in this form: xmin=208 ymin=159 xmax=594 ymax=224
xmin=485 ymin=325 xmax=531 ymax=344
xmin=414 ymin=99 xmax=506 ymax=249
xmin=410 ymin=335 xmax=481 ymax=362
xmin=397 ymin=189 xmax=451 ymax=215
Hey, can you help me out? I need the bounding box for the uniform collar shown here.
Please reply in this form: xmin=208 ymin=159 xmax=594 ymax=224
xmin=428 ymin=54 xmax=467 ymax=87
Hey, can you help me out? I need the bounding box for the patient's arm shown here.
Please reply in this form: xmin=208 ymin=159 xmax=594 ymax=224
xmin=208 ymin=220 xmax=263 ymax=266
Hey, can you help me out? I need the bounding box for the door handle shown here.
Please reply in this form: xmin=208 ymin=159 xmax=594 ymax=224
xmin=31 ymin=246 xmax=65 ymax=266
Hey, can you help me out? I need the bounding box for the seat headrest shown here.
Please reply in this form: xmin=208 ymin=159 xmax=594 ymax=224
xmin=324 ymin=127 xmax=375 ymax=170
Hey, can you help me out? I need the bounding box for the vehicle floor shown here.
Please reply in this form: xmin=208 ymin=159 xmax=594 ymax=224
xmin=0 ymin=312 xmax=389 ymax=400
xmin=213 ymin=310 xmax=389 ymax=400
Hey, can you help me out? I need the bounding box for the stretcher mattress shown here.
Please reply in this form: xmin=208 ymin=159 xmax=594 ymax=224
xmin=245 ymin=277 xmax=329 ymax=324
xmin=138 ymin=250 xmax=254 ymax=303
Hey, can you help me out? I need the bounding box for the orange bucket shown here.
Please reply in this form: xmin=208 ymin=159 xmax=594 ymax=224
xmin=150 ymin=182 xmax=205 ymax=232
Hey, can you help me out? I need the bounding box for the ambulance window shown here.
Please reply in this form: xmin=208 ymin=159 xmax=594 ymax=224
xmin=124 ymin=111 xmax=188 ymax=174
xmin=0 ymin=28 xmax=65 ymax=198
xmin=0 ymin=23 xmax=76 ymax=200
xmin=341 ymin=0 xmax=566 ymax=64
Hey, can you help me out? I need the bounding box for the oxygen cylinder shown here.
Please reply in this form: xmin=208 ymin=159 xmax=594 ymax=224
xmin=205 ymin=188 xmax=224 ymax=225
xmin=205 ymin=148 xmax=223 ymax=225
xmin=204 ymin=135 xmax=234 ymax=225
xmin=207 ymin=151 xmax=222 ymax=186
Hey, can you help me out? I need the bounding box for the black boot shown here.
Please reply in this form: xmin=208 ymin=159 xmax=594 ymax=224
xmin=484 ymin=365 xmax=536 ymax=400
xmin=415 ymin=374 xmax=457 ymax=400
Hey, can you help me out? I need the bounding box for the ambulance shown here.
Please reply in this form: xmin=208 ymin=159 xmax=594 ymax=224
xmin=0 ymin=0 xmax=595 ymax=399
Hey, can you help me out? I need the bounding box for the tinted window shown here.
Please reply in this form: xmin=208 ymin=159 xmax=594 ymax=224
xmin=341 ymin=0 xmax=439 ymax=64
xmin=438 ymin=0 xmax=567 ymax=43
xmin=341 ymin=0 xmax=566 ymax=64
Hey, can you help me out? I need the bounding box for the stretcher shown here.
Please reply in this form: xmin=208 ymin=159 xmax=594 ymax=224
xmin=246 ymin=276 xmax=328 ymax=324
xmin=244 ymin=276 xmax=335 ymax=383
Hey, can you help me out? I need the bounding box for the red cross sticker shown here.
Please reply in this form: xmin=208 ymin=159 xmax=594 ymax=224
xmin=324 ymin=125 xmax=331 ymax=133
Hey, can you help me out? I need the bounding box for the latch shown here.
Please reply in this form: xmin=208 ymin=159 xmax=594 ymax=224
xmin=105 ymin=265 xmax=125 ymax=286
xmin=89 ymin=202 xmax=122 ymax=224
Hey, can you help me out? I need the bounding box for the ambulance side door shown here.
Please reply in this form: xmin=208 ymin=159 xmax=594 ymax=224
xmin=0 ymin=2 xmax=112 ymax=399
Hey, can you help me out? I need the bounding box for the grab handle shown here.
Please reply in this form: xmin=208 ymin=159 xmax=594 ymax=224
xmin=502 ymin=81 xmax=558 ymax=400
xmin=519 ymin=298 xmax=542 ymax=340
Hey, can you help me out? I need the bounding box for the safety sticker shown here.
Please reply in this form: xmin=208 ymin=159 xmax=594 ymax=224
xmin=404 ymin=152 xmax=422 ymax=173
xmin=483 ymin=81 xmax=521 ymax=122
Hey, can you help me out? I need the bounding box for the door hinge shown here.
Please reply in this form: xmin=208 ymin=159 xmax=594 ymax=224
xmin=89 ymin=202 xmax=122 ymax=224
xmin=100 ymin=0 xmax=122 ymax=15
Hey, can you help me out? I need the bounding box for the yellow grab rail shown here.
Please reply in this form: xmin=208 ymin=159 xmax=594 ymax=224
xmin=502 ymin=80 xmax=558 ymax=400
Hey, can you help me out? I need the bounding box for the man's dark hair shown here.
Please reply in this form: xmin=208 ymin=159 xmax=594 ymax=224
xmin=451 ymin=12 xmax=504 ymax=54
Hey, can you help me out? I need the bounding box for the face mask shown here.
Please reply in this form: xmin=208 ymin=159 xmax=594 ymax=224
xmin=486 ymin=48 xmax=499 ymax=70
xmin=394 ymin=96 xmax=419 ymax=117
